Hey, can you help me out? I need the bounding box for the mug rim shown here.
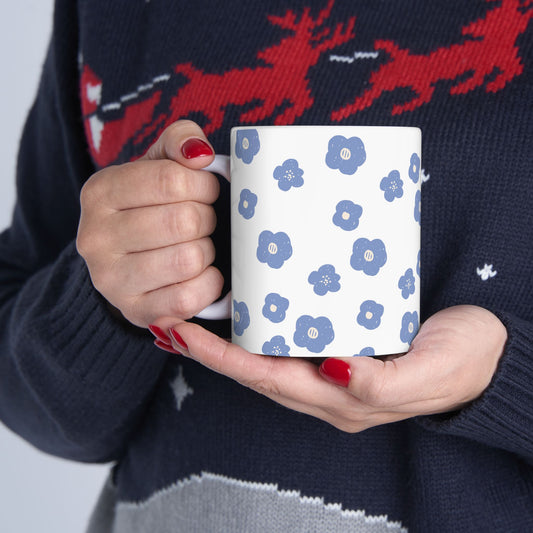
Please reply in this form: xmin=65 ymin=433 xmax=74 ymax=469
xmin=231 ymin=124 xmax=422 ymax=134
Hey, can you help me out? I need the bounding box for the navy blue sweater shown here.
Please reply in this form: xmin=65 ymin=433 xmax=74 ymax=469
xmin=1 ymin=0 xmax=532 ymax=531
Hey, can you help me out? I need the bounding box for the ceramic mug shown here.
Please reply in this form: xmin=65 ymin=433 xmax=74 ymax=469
xmin=198 ymin=125 xmax=421 ymax=357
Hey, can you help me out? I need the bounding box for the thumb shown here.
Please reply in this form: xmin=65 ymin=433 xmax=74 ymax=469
xmin=142 ymin=119 xmax=215 ymax=169
xmin=319 ymin=353 xmax=425 ymax=410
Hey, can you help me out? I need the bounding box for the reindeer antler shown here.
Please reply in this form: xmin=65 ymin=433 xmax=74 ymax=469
xmin=268 ymin=0 xmax=336 ymax=31
xmin=267 ymin=10 xmax=298 ymax=30
xmin=315 ymin=0 xmax=336 ymax=27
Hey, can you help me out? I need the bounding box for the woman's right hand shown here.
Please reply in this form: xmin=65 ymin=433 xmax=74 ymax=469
xmin=76 ymin=120 xmax=223 ymax=328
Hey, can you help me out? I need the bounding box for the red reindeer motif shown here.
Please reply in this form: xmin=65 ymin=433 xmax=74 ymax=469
xmin=332 ymin=0 xmax=533 ymax=120
xmin=150 ymin=0 xmax=355 ymax=136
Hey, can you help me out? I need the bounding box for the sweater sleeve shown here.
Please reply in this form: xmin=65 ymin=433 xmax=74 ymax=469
xmin=0 ymin=0 xmax=168 ymax=463
xmin=417 ymin=311 xmax=533 ymax=465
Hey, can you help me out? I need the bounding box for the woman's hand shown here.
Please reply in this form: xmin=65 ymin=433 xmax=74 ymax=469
xmin=76 ymin=120 xmax=223 ymax=327
xmin=154 ymin=305 xmax=507 ymax=432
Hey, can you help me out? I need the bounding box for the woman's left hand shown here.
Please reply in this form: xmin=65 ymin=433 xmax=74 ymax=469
xmin=153 ymin=305 xmax=507 ymax=432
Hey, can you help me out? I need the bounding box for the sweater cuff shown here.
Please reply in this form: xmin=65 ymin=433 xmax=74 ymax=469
xmin=417 ymin=312 xmax=533 ymax=461
xmin=27 ymin=242 xmax=167 ymax=393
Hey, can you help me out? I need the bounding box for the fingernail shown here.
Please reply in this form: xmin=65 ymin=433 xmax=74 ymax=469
xmin=181 ymin=138 xmax=213 ymax=159
xmin=148 ymin=324 xmax=171 ymax=344
xmin=319 ymin=359 xmax=351 ymax=388
xmin=169 ymin=328 xmax=189 ymax=351
xmin=154 ymin=339 xmax=183 ymax=355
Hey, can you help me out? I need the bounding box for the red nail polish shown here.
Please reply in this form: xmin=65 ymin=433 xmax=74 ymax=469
xmin=319 ymin=359 xmax=352 ymax=388
xmin=154 ymin=339 xmax=183 ymax=355
xmin=181 ymin=138 xmax=214 ymax=159
xmin=169 ymin=328 xmax=189 ymax=351
xmin=148 ymin=325 xmax=171 ymax=344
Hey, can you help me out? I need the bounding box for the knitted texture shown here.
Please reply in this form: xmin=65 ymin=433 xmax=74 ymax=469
xmin=0 ymin=0 xmax=532 ymax=531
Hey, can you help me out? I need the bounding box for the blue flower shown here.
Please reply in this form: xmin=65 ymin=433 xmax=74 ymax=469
xmin=356 ymin=346 xmax=375 ymax=356
xmin=380 ymin=170 xmax=404 ymax=202
xmin=414 ymin=190 xmax=421 ymax=224
xmin=308 ymin=264 xmax=341 ymax=296
xmin=262 ymin=293 xmax=289 ymax=323
xmin=233 ymin=300 xmax=250 ymax=336
xmin=238 ymin=189 xmax=258 ymax=219
xmin=350 ymin=238 xmax=387 ymax=276
xmin=235 ymin=129 xmax=260 ymax=164
xmin=293 ymin=315 xmax=335 ymax=354
xmin=332 ymin=200 xmax=363 ymax=231
xmin=273 ymin=159 xmax=304 ymax=191
xmin=325 ymin=135 xmax=366 ymax=175
xmin=257 ymin=230 xmax=293 ymax=269
xmin=400 ymin=311 xmax=419 ymax=344
xmin=262 ymin=335 xmax=291 ymax=357
xmin=409 ymin=153 xmax=420 ymax=183
xmin=398 ymin=268 xmax=416 ymax=299
xmin=356 ymin=300 xmax=384 ymax=330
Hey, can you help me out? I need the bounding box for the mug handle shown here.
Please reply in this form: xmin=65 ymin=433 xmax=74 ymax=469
xmin=194 ymin=154 xmax=232 ymax=320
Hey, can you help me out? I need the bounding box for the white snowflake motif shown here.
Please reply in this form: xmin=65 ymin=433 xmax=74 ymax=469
xmin=170 ymin=366 xmax=194 ymax=411
xmin=476 ymin=264 xmax=497 ymax=281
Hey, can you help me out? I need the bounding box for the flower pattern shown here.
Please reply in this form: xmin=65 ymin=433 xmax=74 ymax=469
xmin=325 ymin=135 xmax=366 ymax=175
xmin=409 ymin=153 xmax=420 ymax=183
xmin=350 ymin=238 xmax=387 ymax=276
xmin=262 ymin=293 xmax=289 ymax=323
xmin=262 ymin=335 xmax=291 ymax=357
xmin=238 ymin=189 xmax=258 ymax=219
xmin=293 ymin=315 xmax=335 ymax=353
xmin=398 ymin=268 xmax=416 ymax=299
xmin=273 ymin=159 xmax=304 ymax=191
xmin=380 ymin=170 xmax=404 ymax=202
xmin=233 ymin=300 xmax=250 ymax=336
xmin=332 ymin=200 xmax=363 ymax=231
xmin=235 ymin=129 xmax=260 ymax=164
xmin=308 ymin=264 xmax=341 ymax=296
xmin=257 ymin=230 xmax=293 ymax=269
xmin=356 ymin=300 xmax=384 ymax=330
xmin=400 ymin=311 xmax=419 ymax=344
xmin=356 ymin=347 xmax=376 ymax=356
xmin=414 ymin=190 xmax=421 ymax=224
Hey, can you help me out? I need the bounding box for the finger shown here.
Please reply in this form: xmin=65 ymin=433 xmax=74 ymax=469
xmin=108 ymin=201 xmax=217 ymax=252
xmin=323 ymin=351 xmax=449 ymax=413
xmin=165 ymin=322 xmax=414 ymax=432
xmin=142 ymin=119 xmax=215 ymax=170
xmin=114 ymin=237 xmax=215 ymax=294
xmin=168 ymin=321 xmax=350 ymax=405
xmin=84 ymin=160 xmax=220 ymax=212
xmin=136 ymin=266 xmax=224 ymax=323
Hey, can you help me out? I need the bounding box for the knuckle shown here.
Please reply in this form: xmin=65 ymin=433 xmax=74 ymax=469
xmin=175 ymin=203 xmax=202 ymax=239
xmin=124 ymin=296 xmax=150 ymax=328
xmin=155 ymin=160 xmax=189 ymax=199
xmin=360 ymin=381 xmax=386 ymax=407
xmin=175 ymin=243 xmax=205 ymax=279
xmin=79 ymin=168 xmax=111 ymax=207
xmin=246 ymin=358 xmax=281 ymax=397
xmin=358 ymin=373 xmax=392 ymax=408
xmin=169 ymin=284 xmax=199 ymax=318
xmin=76 ymin=227 xmax=103 ymax=260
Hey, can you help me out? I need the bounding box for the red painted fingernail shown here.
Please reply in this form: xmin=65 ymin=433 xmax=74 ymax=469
xmin=154 ymin=339 xmax=183 ymax=355
xmin=169 ymin=328 xmax=189 ymax=351
xmin=148 ymin=325 xmax=171 ymax=344
xmin=181 ymin=138 xmax=214 ymax=159
xmin=319 ymin=359 xmax=352 ymax=388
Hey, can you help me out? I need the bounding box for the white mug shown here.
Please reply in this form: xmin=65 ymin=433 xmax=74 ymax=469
xmin=199 ymin=125 xmax=421 ymax=357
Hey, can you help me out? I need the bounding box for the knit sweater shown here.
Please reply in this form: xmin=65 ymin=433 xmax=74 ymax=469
xmin=0 ymin=0 xmax=532 ymax=531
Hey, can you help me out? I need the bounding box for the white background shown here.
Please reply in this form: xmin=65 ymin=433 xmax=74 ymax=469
xmin=0 ymin=1 xmax=108 ymax=531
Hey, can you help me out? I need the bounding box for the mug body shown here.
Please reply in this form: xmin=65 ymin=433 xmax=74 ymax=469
xmin=230 ymin=125 xmax=421 ymax=357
